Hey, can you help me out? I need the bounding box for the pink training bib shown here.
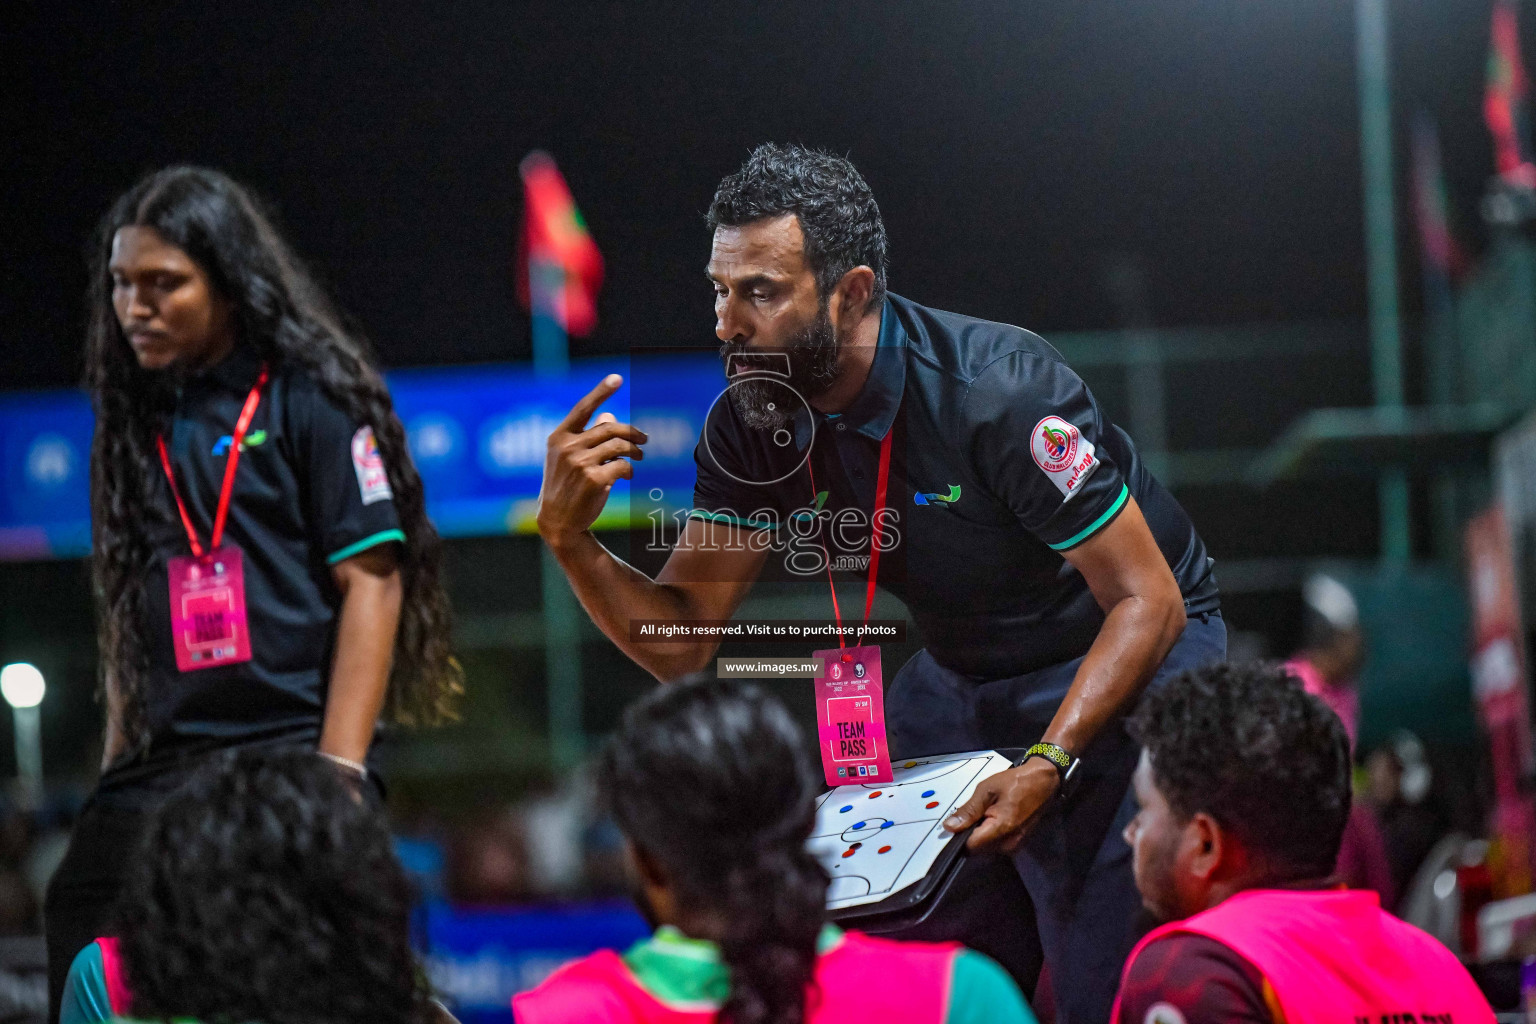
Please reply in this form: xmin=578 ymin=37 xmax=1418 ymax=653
xmin=514 ymin=930 xmax=957 ymax=1024
xmin=1113 ymin=889 xmax=1495 ymax=1024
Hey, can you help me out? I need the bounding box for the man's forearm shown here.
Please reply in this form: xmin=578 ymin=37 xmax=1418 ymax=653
xmin=1041 ymin=593 xmax=1186 ymax=756
xmin=545 ymin=529 xmax=717 ymax=681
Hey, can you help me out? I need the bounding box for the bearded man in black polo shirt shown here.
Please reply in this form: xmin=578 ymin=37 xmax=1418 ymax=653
xmin=537 ymin=143 xmax=1225 ymax=1024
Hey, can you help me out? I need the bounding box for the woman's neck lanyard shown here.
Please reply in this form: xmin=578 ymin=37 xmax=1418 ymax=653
xmin=806 ymin=428 xmax=893 ymax=660
xmin=155 ymin=364 xmax=269 ymax=559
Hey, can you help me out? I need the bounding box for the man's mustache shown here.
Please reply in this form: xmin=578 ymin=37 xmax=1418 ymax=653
xmin=719 ymin=342 xmax=794 ymax=379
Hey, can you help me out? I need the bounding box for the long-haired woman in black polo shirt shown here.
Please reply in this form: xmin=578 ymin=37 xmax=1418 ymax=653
xmin=44 ymin=165 xmax=462 ymax=1018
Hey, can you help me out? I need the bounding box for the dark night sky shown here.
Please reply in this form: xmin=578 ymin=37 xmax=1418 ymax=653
xmin=0 ymin=1 xmax=1515 ymax=390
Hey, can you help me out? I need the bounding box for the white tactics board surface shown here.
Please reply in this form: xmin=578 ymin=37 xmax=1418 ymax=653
xmin=808 ymin=749 xmax=1013 ymax=911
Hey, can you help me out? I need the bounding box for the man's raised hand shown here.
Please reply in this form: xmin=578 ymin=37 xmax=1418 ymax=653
xmin=537 ymin=374 xmax=648 ymax=545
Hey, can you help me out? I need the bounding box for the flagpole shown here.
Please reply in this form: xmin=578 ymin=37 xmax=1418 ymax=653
xmin=532 ymin=257 xmax=585 ymax=771
xmin=1356 ymin=0 xmax=1411 ymax=564
xmin=1413 ymin=114 xmax=1463 ymax=556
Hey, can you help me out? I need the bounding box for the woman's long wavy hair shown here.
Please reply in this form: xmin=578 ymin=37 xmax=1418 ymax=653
xmin=87 ymin=166 xmax=460 ymax=748
xmin=600 ymin=678 xmax=829 ymax=1024
xmin=116 ymin=749 xmax=430 ymax=1024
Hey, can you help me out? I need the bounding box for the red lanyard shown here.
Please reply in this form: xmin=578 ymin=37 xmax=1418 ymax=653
xmin=807 ymin=428 xmax=893 ymax=657
xmin=155 ymin=364 xmax=269 ymax=559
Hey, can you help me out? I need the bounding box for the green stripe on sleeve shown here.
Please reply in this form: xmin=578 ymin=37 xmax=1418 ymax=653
xmin=1047 ymin=483 xmax=1129 ymax=552
xmin=326 ymin=529 xmax=406 ymax=564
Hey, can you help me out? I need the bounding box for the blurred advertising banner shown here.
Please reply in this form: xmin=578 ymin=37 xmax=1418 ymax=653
xmin=419 ymin=899 xmax=648 ymax=1024
xmin=1464 ymin=505 xmax=1536 ymax=897
xmin=0 ymin=351 xmax=724 ymax=560
xmin=1495 ymin=411 xmax=1536 ymax=629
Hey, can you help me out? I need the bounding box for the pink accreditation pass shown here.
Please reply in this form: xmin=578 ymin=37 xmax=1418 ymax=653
xmin=157 ymin=363 xmax=267 ymax=675
xmin=812 ymin=646 xmax=893 ymax=787
xmin=168 ymin=550 xmax=253 ymax=672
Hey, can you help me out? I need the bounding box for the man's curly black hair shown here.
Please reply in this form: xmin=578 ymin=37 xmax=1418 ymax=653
xmin=1128 ymin=661 xmax=1352 ymax=879
xmin=708 ymin=143 xmax=888 ymax=315
xmin=115 ymin=749 xmax=430 ymax=1024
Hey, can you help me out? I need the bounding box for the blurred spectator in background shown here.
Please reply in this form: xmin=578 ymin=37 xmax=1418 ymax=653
xmin=514 ymin=677 xmax=1035 ymax=1024
xmin=59 ymin=750 xmax=436 ymax=1024
xmin=1286 ymin=574 xmax=1365 ymax=745
xmin=1364 ymin=732 xmax=1446 ymax=908
xmin=1285 ymin=574 xmax=1395 ymax=906
xmin=446 ymin=810 xmax=535 ymax=906
xmin=1113 ymin=662 xmax=1494 ymax=1024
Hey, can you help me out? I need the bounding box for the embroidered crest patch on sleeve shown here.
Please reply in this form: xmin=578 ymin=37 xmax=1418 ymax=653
xmin=351 ymin=426 xmax=393 ymax=505
xmin=1030 ymin=415 xmax=1099 ymax=501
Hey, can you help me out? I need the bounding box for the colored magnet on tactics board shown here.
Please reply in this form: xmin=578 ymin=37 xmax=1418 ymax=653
xmin=878 ymin=846 xmax=891 ymax=854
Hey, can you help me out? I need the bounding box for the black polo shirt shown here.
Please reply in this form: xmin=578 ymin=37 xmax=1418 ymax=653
xmin=100 ymin=345 xmax=404 ymax=791
xmin=692 ymin=294 xmax=1219 ymax=680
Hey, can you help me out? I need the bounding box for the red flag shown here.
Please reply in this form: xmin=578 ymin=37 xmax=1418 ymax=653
xmin=517 ymin=152 xmax=604 ymax=337
xmin=1486 ymin=0 xmax=1536 ymax=182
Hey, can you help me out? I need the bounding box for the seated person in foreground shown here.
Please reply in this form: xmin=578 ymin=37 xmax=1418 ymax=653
xmin=61 ymin=749 xmax=437 ymax=1024
xmin=514 ymin=677 xmax=1034 ymax=1024
xmin=1113 ymin=661 xmax=1494 ymax=1024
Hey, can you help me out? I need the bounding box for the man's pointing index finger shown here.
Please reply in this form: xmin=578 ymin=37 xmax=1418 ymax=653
xmin=558 ymin=374 xmax=623 ymax=433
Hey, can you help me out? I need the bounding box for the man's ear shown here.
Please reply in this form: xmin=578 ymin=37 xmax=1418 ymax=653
xmin=830 ymin=266 xmax=877 ymax=324
xmin=1185 ymin=812 xmax=1226 ymax=881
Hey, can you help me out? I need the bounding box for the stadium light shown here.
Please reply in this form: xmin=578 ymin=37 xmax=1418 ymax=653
xmin=0 ymin=663 xmax=45 ymax=709
xmin=0 ymin=663 xmax=45 ymax=806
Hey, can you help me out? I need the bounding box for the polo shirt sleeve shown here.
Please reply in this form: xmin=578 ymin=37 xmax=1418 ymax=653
xmin=298 ymin=386 xmax=406 ymax=564
xmin=963 ymin=351 xmax=1130 ymax=552
xmin=945 ymin=949 xmax=1037 ymax=1024
xmin=689 ymin=401 xmax=782 ymax=531
xmin=1114 ymin=933 xmax=1276 ymax=1024
xmin=59 ymin=941 xmax=112 ymax=1024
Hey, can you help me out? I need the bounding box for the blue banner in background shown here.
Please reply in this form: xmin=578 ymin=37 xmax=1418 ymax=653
xmin=420 ymin=899 xmax=650 ymax=1024
xmin=0 ymin=351 xmax=726 ymax=560
xmin=0 ymin=390 xmax=94 ymax=560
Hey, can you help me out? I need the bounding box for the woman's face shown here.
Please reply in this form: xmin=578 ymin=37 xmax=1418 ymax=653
xmin=109 ymin=226 xmax=235 ymax=372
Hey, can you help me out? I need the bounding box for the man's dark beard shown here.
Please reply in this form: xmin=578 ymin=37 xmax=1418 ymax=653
xmin=719 ymin=307 xmax=841 ymax=431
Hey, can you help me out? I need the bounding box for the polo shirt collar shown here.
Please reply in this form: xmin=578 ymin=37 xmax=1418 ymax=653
xmin=830 ymin=298 xmax=906 ymax=441
xmin=621 ymin=924 xmax=846 ymax=1009
xmin=187 ymin=343 xmax=264 ymax=394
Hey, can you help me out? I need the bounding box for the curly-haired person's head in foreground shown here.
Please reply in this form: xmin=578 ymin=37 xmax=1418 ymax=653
xmin=1125 ymin=661 xmax=1352 ymax=924
xmin=116 ymin=749 xmax=429 ymax=1024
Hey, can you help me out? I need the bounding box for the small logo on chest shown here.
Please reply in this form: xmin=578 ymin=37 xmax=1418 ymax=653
xmin=913 ymin=485 xmax=961 ymax=506
xmin=211 ymin=429 xmax=268 ymax=456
